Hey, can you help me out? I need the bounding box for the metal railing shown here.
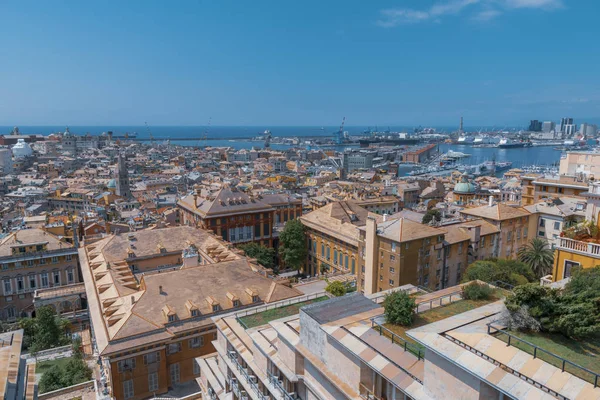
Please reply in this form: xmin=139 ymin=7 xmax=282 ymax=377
xmin=234 ymin=291 xmax=327 ymax=325
xmin=268 ymin=372 xmax=298 ymax=400
xmin=370 ymin=318 xmax=423 ymax=361
xmin=487 ymin=321 xmax=599 ymax=388
xmin=227 ymin=351 xmax=270 ymax=400
xmin=490 ymin=280 xmax=515 ymax=292
xmin=414 ymin=289 xmax=463 ymax=313
xmin=0 ymin=247 xmax=77 ymax=263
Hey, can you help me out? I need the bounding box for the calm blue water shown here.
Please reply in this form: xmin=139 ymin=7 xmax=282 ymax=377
xmin=0 ymin=125 xmax=563 ymax=168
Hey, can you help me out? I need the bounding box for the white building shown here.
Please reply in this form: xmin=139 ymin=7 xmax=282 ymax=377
xmin=11 ymin=139 xmax=33 ymax=159
xmin=0 ymin=148 xmax=13 ymax=174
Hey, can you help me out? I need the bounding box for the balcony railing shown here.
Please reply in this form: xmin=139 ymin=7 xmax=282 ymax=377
xmin=267 ymin=372 xmax=298 ymax=400
xmin=227 ymin=351 xmax=270 ymax=400
xmin=558 ymin=237 xmax=600 ymax=257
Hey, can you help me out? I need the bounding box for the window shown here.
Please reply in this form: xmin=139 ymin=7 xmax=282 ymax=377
xmin=193 ymin=360 xmax=200 ymax=375
xmin=41 ymin=273 xmax=49 ymax=288
xmin=390 ymin=255 xmax=395 ymax=261
xmin=6 ymin=307 xmax=16 ymax=320
xmin=563 ymin=260 xmax=580 ymax=279
xmin=437 ymin=249 xmax=442 ymax=260
xmin=481 ymin=236 xmax=485 ymax=247
xmin=507 ymin=231 xmax=512 ymax=241
xmin=117 ymin=358 xmax=136 ymax=372
xmin=191 ymin=309 xmax=199 ymax=317
xmin=391 ymin=242 xmax=397 ymax=252
xmin=389 ymin=279 xmax=394 ymax=286
xmin=67 ymin=269 xmax=74 ymax=283
xmin=16 ymin=276 xmax=24 ymax=291
xmin=53 ymin=271 xmax=60 ymax=285
xmin=170 ymin=363 xmax=180 ymax=385
xmin=333 ymin=250 xmax=338 ymax=264
xmin=143 ymin=352 xmax=160 ymax=365
xmin=40 ymin=258 xmax=46 ymax=265
xmin=1 ymin=264 xmax=7 ymax=270
xmin=457 ymin=243 xmax=463 ymax=255
xmin=66 ymin=254 xmax=72 ymax=261
xmin=390 ymin=267 xmax=395 ymax=274
xmin=123 ymin=380 xmax=134 ymax=400
xmin=51 ymin=256 xmax=58 ymax=264
xmin=189 ymin=337 xmax=203 ymax=348
xmin=321 ymin=244 xmax=324 ymax=257
xmin=252 ymin=295 xmax=259 ymax=303
xmin=148 ymin=372 xmax=159 ymax=392
xmin=167 ymin=343 xmax=181 ymax=355
xmin=3 ymin=279 xmax=11 ymax=295
xmin=168 ymin=314 xmax=175 ymax=322
xmin=28 ymin=275 xmax=36 ymax=289
xmin=212 ymin=304 xmax=219 ymax=312
xmin=405 ymin=242 xmax=410 ymax=249
xmin=424 ymin=249 xmax=430 ymax=257
xmin=27 ymin=260 xmax=34 ymax=267
xmin=523 ymin=227 xmax=528 ymax=238
xmin=517 ymin=229 xmax=521 ymax=240
xmin=232 ymin=300 xmax=240 ymax=307
xmin=554 ymin=221 xmax=560 ymax=230
xmin=380 ymin=275 xmax=383 ymax=282
xmin=326 ymin=247 xmax=330 ymax=260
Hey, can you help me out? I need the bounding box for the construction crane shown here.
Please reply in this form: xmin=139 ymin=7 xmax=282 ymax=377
xmin=200 ymin=117 xmax=211 ymax=147
xmin=144 ymin=122 xmax=155 ymax=145
xmin=334 ymin=117 xmax=346 ymax=145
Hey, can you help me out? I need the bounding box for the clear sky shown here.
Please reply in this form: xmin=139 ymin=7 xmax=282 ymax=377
xmin=0 ymin=0 xmax=598 ymax=127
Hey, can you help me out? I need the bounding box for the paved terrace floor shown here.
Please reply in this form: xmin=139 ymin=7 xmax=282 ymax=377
xmin=408 ymin=302 xmax=600 ymax=400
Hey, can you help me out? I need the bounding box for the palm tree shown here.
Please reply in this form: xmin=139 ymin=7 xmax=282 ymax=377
xmin=518 ymin=238 xmax=554 ymax=278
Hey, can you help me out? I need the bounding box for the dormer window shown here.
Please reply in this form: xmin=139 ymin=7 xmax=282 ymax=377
xmin=168 ymin=314 xmax=175 ymax=322
xmin=191 ymin=309 xmax=199 ymax=317
xmin=252 ymin=295 xmax=259 ymax=303
xmin=233 ymin=300 xmax=240 ymax=307
xmin=212 ymin=304 xmax=219 ymax=312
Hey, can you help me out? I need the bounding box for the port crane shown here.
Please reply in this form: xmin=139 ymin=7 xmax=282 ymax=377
xmin=334 ymin=117 xmax=346 ymax=145
xmin=144 ymin=122 xmax=155 ymax=145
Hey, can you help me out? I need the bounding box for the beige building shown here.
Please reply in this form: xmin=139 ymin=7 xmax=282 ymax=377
xmin=197 ymin=287 xmax=599 ymax=400
xmin=301 ymin=201 xmax=382 ymax=277
xmin=559 ymin=150 xmax=600 ymax=178
xmin=81 ymin=226 xmax=302 ymax=400
xmin=0 ymin=229 xmax=80 ymax=321
xmin=521 ymin=175 xmax=588 ymax=206
xmin=460 ymin=203 xmax=533 ymax=259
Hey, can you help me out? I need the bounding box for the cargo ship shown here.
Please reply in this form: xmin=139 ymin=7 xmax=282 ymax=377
xmin=498 ymin=138 xmax=532 ymax=148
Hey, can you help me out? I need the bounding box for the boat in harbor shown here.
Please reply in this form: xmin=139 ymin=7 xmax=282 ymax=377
xmin=498 ymin=138 xmax=532 ymax=148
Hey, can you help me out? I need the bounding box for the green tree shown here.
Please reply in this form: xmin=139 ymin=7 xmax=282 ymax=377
xmin=239 ymin=242 xmax=276 ymax=269
xmin=518 ymin=238 xmax=554 ymax=278
xmin=278 ymin=219 xmax=307 ymax=270
xmin=325 ymin=280 xmax=347 ymax=297
xmin=383 ymin=291 xmax=416 ymax=326
xmin=422 ymin=209 xmax=441 ymax=224
xmin=20 ymin=306 xmax=69 ymax=353
xmin=463 ymin=259 xmax=534 ymax=287
xmin=39 ymin=365 xmax=65 ymax=394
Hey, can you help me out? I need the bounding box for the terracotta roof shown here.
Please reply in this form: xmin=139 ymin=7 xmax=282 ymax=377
xmin=460 ymin=203 xmax=530 ymax=221
xmin=178 ymin=187 xmax=273 ymax=217
xmin=374 ymin=218 xmax=445 ymax=243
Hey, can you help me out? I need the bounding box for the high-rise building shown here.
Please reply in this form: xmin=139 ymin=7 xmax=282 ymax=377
xmin=528 ymin=120 xmax=542 ymax=132
xmin=564 ymin=124 xmax=576 ymax=137
xmin=580 ymin=123 xmax=598 ymax=136
xmin=560 ymin=117 xmax=574 ymax=133
xmin=115 ymin=153 xmax=132 ymax=198
xmin=459 ymin=116 xmax=464 ymax=134
xmin=542 ymin=121 xmax=556 ymax=133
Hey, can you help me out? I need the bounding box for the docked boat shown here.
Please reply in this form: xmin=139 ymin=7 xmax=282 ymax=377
xmin=456 ymin=135 xmax=475 ymax=144
xmin=498 ymin=138 xmax=532 ymax=148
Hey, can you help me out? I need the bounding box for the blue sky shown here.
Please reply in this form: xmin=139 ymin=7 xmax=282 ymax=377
xmin=0 ymin=0 xmax=598 ymax=127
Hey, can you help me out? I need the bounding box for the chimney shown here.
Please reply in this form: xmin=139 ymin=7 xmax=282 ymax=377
xmin=363 ymin=217 xmax=378 ymax=296
xmin=159 ymin=285 xmax=163 ymax=294
xmin=488 ymin=196 xmax=494 ymax=207
xmin=383 ymin=214 xmax=388 ymax=222
xmin=130 ymin=295 xmax=135 ymax=305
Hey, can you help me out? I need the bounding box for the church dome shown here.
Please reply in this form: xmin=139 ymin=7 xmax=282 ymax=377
xmin=107 ymin=179 xmax=117 ymax=189
xmin=12 ymin=139 xmax=33 ymax=158
xmin=454 ymin=174 xmax=476 ymax=194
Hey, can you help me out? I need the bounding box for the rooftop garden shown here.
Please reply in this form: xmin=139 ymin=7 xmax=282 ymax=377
xmin=238 ymin=296 xmax=328 ymax=329
xmin=379 ymin=283 xmax=506 ymax=357
xmin=561 ymin=220 xmax=600 ymax=243
xmin=496 ymin=266 xmax=600 ymax=385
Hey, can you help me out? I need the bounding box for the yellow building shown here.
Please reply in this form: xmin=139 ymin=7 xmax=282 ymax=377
xmin=521 ymin=175 xmax=588 ymax=206
xmin=552 ymin=237 xmax=600 ymax=281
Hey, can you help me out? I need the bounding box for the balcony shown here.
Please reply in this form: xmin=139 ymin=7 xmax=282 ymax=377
xmin=227 ymin=351 xmax=270 ymax=400
xmin=557 ymin=237 xmax=600 ymax=258
xmin=267 ymin=373 xmax=298 ymax=400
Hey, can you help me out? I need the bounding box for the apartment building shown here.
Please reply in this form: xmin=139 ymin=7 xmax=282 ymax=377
xmin=524 ymin=197 xmax=586 ymax=249
xmin=559 ymin=150 xmax=600 ymax=178
xmin=300 ymin=201 xmax=381 ymax=277
xmin=355 ymin=196 xmax=401 ymax=215
xmin=358 ymin=217 xmax=446 ymax=293
xmin=178 ymin=187 xmax=301 ymax=247
xmin=81 ymin=226 xmax=302 ymax=400
xmin=0 ymin=229 xmax=80 ymax=321
xmin=459 ymin=203 xmax=533 ymax=259
xmin=198 ymin=288 xmax=598 ymax=400
xmin=521 ymin=175 xmax=588 ymax=206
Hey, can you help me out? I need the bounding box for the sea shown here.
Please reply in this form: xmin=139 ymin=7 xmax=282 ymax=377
xmin=1 ymin=125 xmax=564 ymax=176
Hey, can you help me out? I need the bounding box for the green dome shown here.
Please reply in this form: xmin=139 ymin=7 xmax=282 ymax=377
xmin=454 ymin=182 xmax=476 ymax=193
xmin=107 ymin=179 xmax=117 ymax=188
